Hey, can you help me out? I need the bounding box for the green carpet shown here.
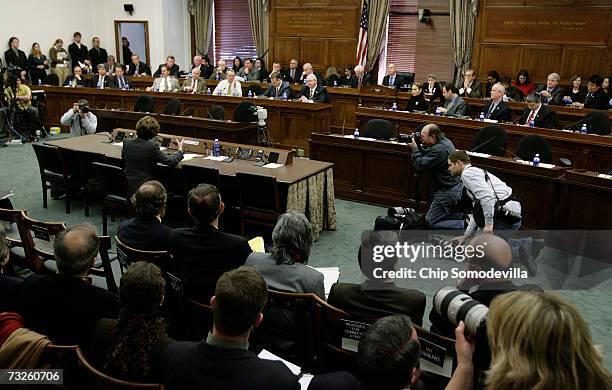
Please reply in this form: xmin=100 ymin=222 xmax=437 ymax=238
xmin=1 ymin=139 xmax=610 ymax=369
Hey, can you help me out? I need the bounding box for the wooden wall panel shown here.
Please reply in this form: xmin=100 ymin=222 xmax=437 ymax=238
xmin=519 ymin=45 xmax=563 ymax=78
xmin=475 ymin=45 xmax=519 ymax=79
xmin=328 ymin=39 xmax=358 ymax=69
xmin=560 ymin=47 xmax=608 ymax=78
xmin=273 ymin=38 xmax=302 ymax=66
xmin=301 ymin=40 xmax=329 ymax=70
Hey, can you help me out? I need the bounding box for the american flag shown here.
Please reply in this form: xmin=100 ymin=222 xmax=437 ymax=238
xmin=356 ymin=0 xmax=368 ymax=68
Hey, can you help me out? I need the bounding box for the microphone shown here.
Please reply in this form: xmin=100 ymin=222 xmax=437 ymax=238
xmin=179 ymin=107 xmax=194 ymax=116
xmin=341 ymin=118 xmax=346 ymax=136
xmin=470 ymin=137 xmax=497 ymax=153
xmin=501 ymin=147 xmax=522 ymax=161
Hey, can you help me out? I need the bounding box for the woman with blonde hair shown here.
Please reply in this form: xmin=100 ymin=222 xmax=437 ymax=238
xmin=486 ymin=291 xmax=611 ymax=390
xmin=28 ymin=42 xmax=49 ymax=85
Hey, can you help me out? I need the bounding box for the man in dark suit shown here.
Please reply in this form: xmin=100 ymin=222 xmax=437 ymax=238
xmin=299 ymin=74 xmax=330 ymax=103
xmin=92 ymin=64 xmax=112 ymax=89
xmin=298 ymin=62 xmax=324 ymax=85
xmin=517 ymin=93 xmax=559 ymax=129
xmin=437 ymin=83 xmax=468 ymax=116
xmin=17 ymin=224 xmax=120 ymax=344
xmin=111 ymin=65 xmax=132 ymax=90
xmin=168 ymin=184 xmax=252 ymax=301
xmin=154 ymin=55 xmax=180 ymax=77
xmin=118 ymin=181 xmax=171 ymax=251
xmin=4 ymin=37 xmax=28 ymax=76
xmin=126 ymin=54 xmax=152 ymax=76
xmin=351 ymin=65 xmax=371 ymax=89
xmin=283 ymin=58 xmax=301 ymax=84
xmin=459 ymin=68 xmax=483 ymax=98
xmin=68 ymin=32 xmax=90 ymax=71
xmin=162 ymin=267 xmax=299 ymax=390
xmin=535 ymin=72 xmax=564 ymax=105
xmin=381 ymin=63 xmax=406 ymax=88
xmin=262 ymin=72 xmax=293 ymax=99
xmin=482 ymin=83 xmax=512 ymax=122
xmin=573 ymin=74 xmax=610 ymax=111
xmin=88 ymin=37 xmax=108 ymax=69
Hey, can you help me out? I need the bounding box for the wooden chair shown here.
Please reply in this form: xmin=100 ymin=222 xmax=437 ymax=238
xmin=20 ymin=211 xmax=66 ymax=272
xmin=114 ymin=236 xmax=171 ymax=275
xmin=235 ymin=172 xmax=282 ymax=236
xmin=0 ymin=208 xmax=28 ymax=266
xmin=413 ymin=325 xmax=458 ymax=390
xmin=39 ymin=344 xmax=83 ymax=388
xmin=88 ymin=235 xmax=118 ymax=294
xmin=92 ymin=162 xmax=134 ymax=235
xmin=178 ymin=296 xmax=214 ymax=341
xmin=32 ymin=143 xmax=76 ymax=214
xmin=76 ymin=347 xmax=165 ymax=389
xmin=75 ymin=150 xmax=108 ymax=217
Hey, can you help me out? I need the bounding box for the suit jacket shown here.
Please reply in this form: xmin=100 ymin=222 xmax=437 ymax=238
xmin=328 ymin=281 xmax=426 ymax=325
xmin=483 ymin=99 xmax=512 ymax=122
xmin=151 ymin=77 xmax=180 ymax=92
xmin=339 ymin=75 xmax=356 ymax=87
xmin=298 ymin=71 xmax=324 ymax=86
xmin=423 ymin=81 xmax=444 ymax=102
xmin=382 ymin=74 xmax=406 ymax=88
xmin=63 ymin=75 xmax=90 ymax=87
xmin=168 ymin=223 xmax=251 ymax=301
xmin=460 ymin=80 xmax=483 ymax=98
xmin=405 ymin=94 xmax=430 ymax=112
xmin=192 ymin=64 xmax=213 ymax=79
xmin=350 ymin=74 xmax=371 ymax=89
xmin=535 ymin=84 xmax=564 ymax=105
xmin=92 ymin=74 xmax=113 ymax=89
xmin=17 ymin=274 xmax=119 ymax=345
xmin=444 ymin=96 xmax=468 ymax=116
xmin=118 ymin=216 xmax=171 ymax=251
xmin=68 ymin=42 xmax=89 ymax=67
xmin=181 ymin=77 xmax=207 ymax=94
xmin=300 ymin=84 xmax=330 ymax=103
xmin=88 ymin=47 xmax=108 ymax=68
xmin=262 ymin=81 xmax=294 ymax=99
xmin=283 ymin=67 xmax=302 ymax=84
xmin=111 ymin=75 xmax=132 ymax=90
xmin=154 ymin=63 xmax=180 ymax=77
xmin=583 ymin=88 xmax=609 ymax=110
xmin=4 ymin=48 xmax=28 ymax=69
xmin=238 ymin=67 xmax=261 ymax=82
xmin=209 ymin=67 xmax=227 ymax=80
xmin=162 ymin=341 xmax=299 ymax=390
xmin=121 ymin=138 xmax=184 ymax=193
xmin=126 ymin=62 xmax=152 ymax=76
xmin=517 ymin=105 xmax=558 ymax=129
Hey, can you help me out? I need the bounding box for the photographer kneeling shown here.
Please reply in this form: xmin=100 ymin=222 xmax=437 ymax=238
xmin=60 ymin=99 xmax=97 ymax=137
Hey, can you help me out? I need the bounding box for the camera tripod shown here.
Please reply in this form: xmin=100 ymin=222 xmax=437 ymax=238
xmin=258 ymin=125 xmax=272 ymax=147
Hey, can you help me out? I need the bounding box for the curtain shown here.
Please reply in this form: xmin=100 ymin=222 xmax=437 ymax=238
xmin=365 ymin=0 xmax=390 ymax=71
xmin=248 ymin=0 xmax=269 ymax=59
xmin=189 ymin=0 xmax=214 ymax=57
xmin=450 ymin=0 xmax=478 ymax=86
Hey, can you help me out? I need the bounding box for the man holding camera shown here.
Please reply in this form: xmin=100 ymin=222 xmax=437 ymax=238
xmin=409 ymin=124 xmax=464 ymax=229
xmin=60 ymin=99 xmax=97 ymax=137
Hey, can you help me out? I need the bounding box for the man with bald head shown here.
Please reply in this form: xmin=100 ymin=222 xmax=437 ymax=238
xmin=299 ymin=62 xmax=324 ymax=85
xmin=482 ymin=83 xmax=512 ymax=121
xmin=17 ymin=223 xmax=120 ymax=344
xmin=382 ymin=63 xmax=406 ymax=88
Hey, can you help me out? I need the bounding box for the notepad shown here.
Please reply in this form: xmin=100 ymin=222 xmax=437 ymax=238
xmin=516 ymin=159 xmax=555 ymax=169
xmin=597 ymin=174 xmax=612 ymax=180
xmin=258 ymin=349 xmax=301 ymax=375
xmin=182 ymin=153 xmax=202 ymax=161
xmin=204 ymin=155 xmax=226 ymax=161
xmin=112 ymin=142 xmax=123 ymax=147
xmin=308 ymin=266 xmax=340 ymax=298
xmin=262 ymin=163 xmax=284 ymax=169
xmin=467 ymin=151 xmax=491 ymax=158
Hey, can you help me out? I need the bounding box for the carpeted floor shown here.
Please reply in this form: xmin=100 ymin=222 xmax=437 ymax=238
xmin=1 ymin=139 xmax=610 ymax=369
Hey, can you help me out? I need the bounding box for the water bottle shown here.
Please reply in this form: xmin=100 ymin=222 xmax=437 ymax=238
xmin=353 ymin=128 xmax=360 ymax=139
xmin=532 ymin=153 xmax=540 ymax=167
xmin=216 ymin=73 xmax=220 ymax=80
xmin=333 ymin=80 xmax=337 ymax=87
xmin=207 ymin=87 xmax=211 ymax=95
xmin=391 ymin=102 xmax=398 ymax=111
xmin=303 ymin=78 xmax=307 ymax=85
xmin=479 ymin=112 xmax=485 ymax=121
xmin=529 ymin=120 xmax=535 ymax=128
xmin=217 ymin=90 xmax=222 ymax=96
xmin=580 ymin=123 xmax=587 ymax=134
xmin=282 ymin=92 xmax=287 ymax=100
xmin=213 ymin=139 xmax=221 ymax=157
xmin=37 ymin=79 xmax=42 ymax=86
xmin=247 ymin=90 xmax=253 ymax=98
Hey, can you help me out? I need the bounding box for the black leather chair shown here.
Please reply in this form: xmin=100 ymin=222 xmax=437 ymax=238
xmin=236 ymin=172 xmax=282 ymax=236
xmin=92 ymin=162 xmax=134 ymax=235
xmin=472 ymin=125 xmax=508 ymax=157
xmin=163 ymin=98 xmax=182 ymax=115
xmin=45 ymin=74 xmax=60 ymax=86
xmin=208 ymin=105 xmax=224 ymax=120
xmin=32 ymin=143 xmax=75 ymax=214
xmin=398 ymin=72 xmax=415 ymax=87
xmin=134 ymin=95 xmax=154 ymax=113
xmin=74 ymin=151 xmax=108 ymax=217
xmin=181 ymin=165 xmax=221 ymax=194
xmin=364 ymin=119 xmax=393 ymax=140
xmin=516 ymin=135 xmax=552 ymax=164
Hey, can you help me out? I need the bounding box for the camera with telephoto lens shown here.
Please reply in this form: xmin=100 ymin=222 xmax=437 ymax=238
xmin=433 ymin=286 xmax=488 ymax=337
xmin=76 ymin=102 xmax=90 ymax=113
xmin=404 ymin=131 xmax=421 ymax=145
xmin=387 ymin=207 xmax=415 ymax=217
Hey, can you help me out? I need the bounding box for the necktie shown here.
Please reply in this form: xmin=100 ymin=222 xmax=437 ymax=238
xmin=526 ymin=110 xmax=535 ymax=124
xmin=358 ymin=76 xmax=363 ymax=89
xmin=227 ymin=82 xmax=232 ymax=96
xmin=98 ymin=76 xmax=104 ymax=89
xmin=309 ymin=88 xmax=314 ymax=99
xmin=486 ymin=102 xmax=496 ymax=119
xmin=191 ymin=79 xmax=196 ymax=93
xmin=291 ymin=70 xmax=295 ymax=78
xmin=390 ymin=76 xmax=394 ymax=86
xmin=276 ymin=86 xmax=279 ymax=97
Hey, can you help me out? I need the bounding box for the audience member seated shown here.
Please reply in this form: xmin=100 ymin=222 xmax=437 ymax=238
xmin=231 ymin=56 xmax=243 ymax=73
xmin=118 ymin=181 xmax=171 ymax=251
xmin=535 ymin=72 xmax=564 ymax=105
xmin=147 ymin=65 xmax=180 ymax=92
xmin=162 ymin=267 xmax=300 ymax=390
xmin=459 ymin=68 xmax=482 ymax=99
xmin=573 ymin=74 xmax=609 ymax=110
xmin=122 ymin=116 xmax=184 ymax=193
xmin=126 ymin=54 xmax=151 ymax=76
xmin=351 ymin=65 xmax=371 ymax=89
xmin=324 ymin=66 xmax=340 ymax=87
xmin=246 ymin=212 xmax=324 ymax=299
xmin=64 ymin=65 xmax=89 ymax=87
xmin=267 ymin=61 xmax=283 ymax=82
xmin=191 ymin=55 xmax=207 ymax=78
xmin=201 ymin=55 xmax=214 ymax=79
xmin=254 ymin=58 xmax=267 ymax=82
xmin=92 ymin=64 xmax=112 ymax=89
xmin=17 ymin=223 xmax=120 ymax=344
xmin=0 ymin=232 xmax=23 ymax=312
xmin=405 ymin=82 xmax=430 ymax=112
xmin=339 ymin=65 xmax=356 ymax=87
xmin=359 ymin=315 xmax=475 ymax=390
xmin=182 ymin=68 xmax=206 ymax=94
xmin=111 ymin=65 xmax=131 ymax=90
xmin=60 ymin=99 xmax=97 ymax=137
xmin=27 ymin=42 xmax=49 ymax=85
xmin=603 ymin=75 xmax=612 ymax=108
xmin=517 ymin=93 xmax=558 ymax=129
xmin=563 ymin=75 xmax=586 ymax=105
xmin=262 ymin=72 xmax=293 ymax=99
xmin=212 ymin=69 xmax=241 ymax=96
xmin=153 ymin=55 xmax=180 ymax=77
xmin=168 ymin=184 xmax=251 ymax=301
xmin=512 ymin=69 xmax=536 ymax=97
xmin=298 ymin=62 xmax=323 ymax=85
xmin=49 ymin=38 xmax=71 ymax=86
xmin=485 ymin=70 xmax=500 ymax=98
xmin=238 ymin=58 xmax=260 ymax=82
xmin=486 ymin=291 xmax=612 ymax=389
xmin=104 ymin=55 xmax=121 ymax=75
xmin=423 ymin=74 xmax=444 ymax=102
xmin=437 ymin=83 xmax=468 ymax=116
xmin=482 ymin=83 xmax=511 ymax=121
xmin=283 ymin=58 xmax=301 ymax=84
xmin=499 ymin=76 xmax=523 ymax=102
xmin=209 ymin=59 xmax=228 ymax=80
xmin=88 ymin=37 xmax=108 ymax=69
xmin=299 ymin=74 xmax=330 ymax=103
xmin=89 ymin=261 xmax=173 ymax=383
xmin=382 ymin=63 xmax=405 ymax=88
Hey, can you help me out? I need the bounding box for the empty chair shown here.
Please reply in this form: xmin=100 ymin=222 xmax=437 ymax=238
xmin=398 ymin=72 xmax=415 ymax=87
xmin=75 ymin=151 xmax=108 ymax=217
xmin=208 ymin=105 xmax=224 ymax=120
xmin=134 ymin=95 xmax=154 ymax=113
xmin=45 ymin=73 xmax=60 ymax=86
xmin=364 ymin=119 xmax=393 ymax=140
xmin=181 ymin=165 xmax=221 ymax=194
xmin=472 ymin=125 xmax=508 ymax=157
xmin=584 ymin=111 xmax=611 ymax=135
xmin=32 ymin=143 xmax=75 ymax=214
xmin=92 ymin=162 xmax=134 ymax=235
xmin=236 ymin=172 xmax=282 ymax=236
xmin=516 ymin=134 xmax=552 ymax=164
xmin=163 ymin=99 xmax=182 ymax=115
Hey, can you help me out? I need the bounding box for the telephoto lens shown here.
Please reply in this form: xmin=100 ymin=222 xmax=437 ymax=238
xmin=433 ymin=286 xmax=488 ymax=337
xmin=387 ymin=207 xmax=415 ymax=217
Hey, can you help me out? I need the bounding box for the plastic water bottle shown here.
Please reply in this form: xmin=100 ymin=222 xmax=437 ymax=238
xmin=217 ymin=90 xmax=222 ymax=96
xmin=37 ymin=79 xmax=42 ymax=86
xmin=333 ymin=80 xmax=337 ymax=87
xmin=206 ymin=87 xmax=211 ymax=95
xmin=213 ymin=139 xmax=221 ymax=157
xmin=353 ymin=128 xmax=360 ymax=139
xmin=282 ymin=92 xmax=287 ymax=100
xmin=532 ymin=153 xmax=540 ymax=167
xmin=247 ymin=90 xmax=253 ymax=98
xmin=580 ymin=123 xmax=587 ymax=134
xmin=391 ymin=102 xmax=398 ymax=111
xmin=479 ymin=112 xmax=485 ymax=121
xmin=529 ymin=120 xmax=535 ymax=128
xmin=303 ymin=78 xmax=307 ymax=85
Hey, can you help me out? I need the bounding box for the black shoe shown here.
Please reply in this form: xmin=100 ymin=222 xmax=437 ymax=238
xmin=519 ymin=244 xmax=537 ymax=276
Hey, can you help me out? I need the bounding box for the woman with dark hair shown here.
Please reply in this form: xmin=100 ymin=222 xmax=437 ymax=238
xmin=89 ymin=261 xmax=173 ymax=382
xmin=512 ymin=69 xmax=535 ymax=97
xmin=485 ymin=70 xmax=500 ymax=98
xmin=405 ymin=82 xmax=429 ymax=112
xmin=232 ymin=56 xmax=243 ymax=73
xmin=500 ymin=76 xmax=523 ymax=101
xmin=254 ymin=58 xmax=267 ymax=82
xmin=603 ymin=75 xmax=612 ymax=108
xmin=339 ymin=65 xmax=355 ymax=87
xmin=28 ymin=42 xmax=49 ymax=85
xmin=563 ymin=75 xmax=587 ymax=104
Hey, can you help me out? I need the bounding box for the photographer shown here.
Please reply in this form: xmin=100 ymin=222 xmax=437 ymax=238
xmin=60 ymin=99 xmax=97 ymax=137
xmin=409 ymin=124 xmax=464 ymax=229
xmin=2 ymin=77 xmax=39 ymax=139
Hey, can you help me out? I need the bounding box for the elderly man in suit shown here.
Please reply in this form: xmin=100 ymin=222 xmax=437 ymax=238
xmin=459 ymin=68 xmax=482 ymax=98
xmin=517 ymin=93 xmax=559 ymax=129
xmin=298 ymin=62 xmax=324 ymax=85
xmin=535 ymin=72 xmax=564 ymax=105
xmin=92 ymin=64 xmax=112 ymax=89
xmin=209 ymin=59 xmax=228 ymax=80
xmin=261 ymin=72 xmax=293 ymax=99
xmin=482 ymin=83 xmax=512 ymax=122
xmin=351 ymin=64 xmax=371 ymax=89
xmin=153 ymin=55 xmax=180 ymax=77
xmin=126 ymin=54 xmax=152 ymax=76
xmin=148 ymin=65 xmax=180 ymax=92
xmin=381 ymin=63 xmax=406 ymax=88
xmin=182 ymin=67 xmax=207 ymax=94
xmin=300 ymin=74 xmax=330 ymax=103
xmin=111 ymin=65 xmax=131 ymax=90
xmin=437 ymin=83 xmax=468 ymax=116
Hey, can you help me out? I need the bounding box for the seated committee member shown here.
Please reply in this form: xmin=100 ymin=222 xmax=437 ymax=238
xmin=517 ymin=93 xmax=559 ymax=129
xmin=351 ymin=64 xmax=371 ymax=88
xmin=423 ymin=74 xmax=444 ymax=102
xmin=49 ymin=38 xmax=71 ymax=86
xmin=162 ymin=267 xmax=299 ymax=390
xmin=111 ymin=65 xmax=131 ymax=90
xmin=436 ymin=83 xmax=468 ymax=116
xmin=88 ymin=37 xmax=108 ymax=69
xmin=564 ymin=75 xmax=586 ymax=104
xmin=212 ymin=69 xmax=241 ymax=96
xmin=246 ymin=213 xmax=325 ymax=299
xmin=147 ymin=65 xmax=180 ymax=92
xmin=122 ymin=116 xmax=184 ymax=193
xmin=573 ymin=74 xmax=609 ymax=110
xmin=118 ymin=181 xmax=171 ymax=251
xmin=300 ymin=74 xmax=330 ymax=103
xmin=238 ymin=58 xmax=260 ymax=82
xmin=535 ymin=72 xmax=564 ymax=105
xmin=153 ymin=55 xmax=180 ymax=77
xmin=284 ymin=58 xmax=301 ymax=84
xmin=512 ymin=68 xmax=536 ymax=97
xmin=60 ymin=99 xmax=97 ymax=137
xmin=405 ymin=82 xmax=430 ymax=112
xmin=382 ymin=63 xmax=406 ymax=88
xmin=209 ymin=58 xmax=228 ymax=80
xmin=182 ymin=68 xmax=206 ymax=94
xmin=17 ymin=224 xmax=120 ymax=345
xmin=89 ymin=262 xmax=172 ymax=383
xmin=459 ymin=68 xmax=482 ymax=98
xmin=126 ymin=54 xmax=152 ymax=76
xmin=298 ymin=62 xmax=324 ymax=85
xmin=168 ymin=184 xmax=251 ymax=301
xmin=64 ymin=65 xmax=89 ymax=87
xmin=92 ymin=64 xmax=112 ymax=89
xmin=261 ymin=72 xmax=293 ymax=99
xmin=482 ymin=83 xmax=511 ymax=121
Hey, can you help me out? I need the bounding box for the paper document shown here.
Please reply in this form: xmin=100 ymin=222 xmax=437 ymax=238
xmin=467 ymin=151 xmax=491 ymax=158
xmin=204 ymin=155 xmax=226 ymax=161
xmin=597 ymin=174 xmax=612 ymax=180
xmin=248 ymin=236 xmax=265 ymax=253
xmin=112 ymin=142 xmax=123 ymax=147
xmin=262 ymin=163 xmax=284 ymax=169
xmin=182 ymin=153 xmax=202 ymax=161
xmin=258 ymin=349 xmax=301 ymax=376
xmin=308 ymin=266 xmax=340 ymax=298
